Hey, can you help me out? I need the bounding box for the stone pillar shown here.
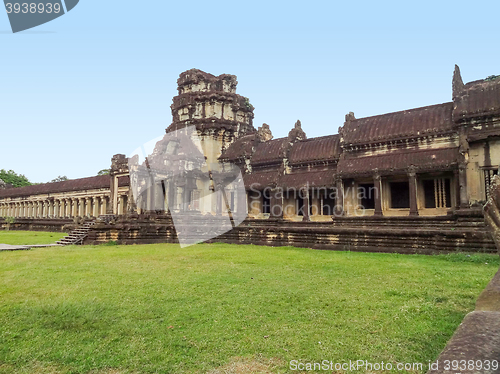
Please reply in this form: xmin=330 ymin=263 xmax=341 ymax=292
xmin=71 ymin=199 xmax=77 ymax=217
xmin=408 ymin=167 xmax=419 ymax=216
xmin=334 ymin=175 xmax=344 ymax=217
xmin=112 ymin=176 xmax=119 ymax=214
xmin=458 ymin=163 xmax=469 ymax=209
xmin=269 ymin=187 xmax=283 ymax=219
xmin=216 ymin=184 xmax=222 ymax=216
xmin=76 ymin=199 xmax=82 ymax=217
xmin=302 ymin=188 xmax=310 ymax=222
xmin=373 ymin=172 xmax=383 ymax=216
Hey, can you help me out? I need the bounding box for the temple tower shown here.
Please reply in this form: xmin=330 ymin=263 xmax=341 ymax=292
xmin=167 ymin=69 xmax=256 ymax=166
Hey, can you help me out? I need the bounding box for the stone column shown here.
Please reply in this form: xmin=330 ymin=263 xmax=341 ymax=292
xmin=269 ymin=187 xmax=283 ymax=219
xmin=373 ymin=172 xmax=383 ymax=216
xmin=101 ymin=197 xmax=107 ymax=215
xmin=302 ymin=188 xmax=310 ymax=222
xmin=334 ymin=175 xmax=344 ymax=217
xmin=77 ymin=198 xmax=82 ymax=217
xmin=408 ymin=166 xmax=419 ymax=216
xmin=216 ymin=184 xmax=222 ymax=216
xmin=458 ymin=163 xmax=469 ymax=209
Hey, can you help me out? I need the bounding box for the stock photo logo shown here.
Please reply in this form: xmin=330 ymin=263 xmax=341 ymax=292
xmin=4 ymin=0 xmax=79 ymax=33
xmin=128 ymin=126 xmax=247 ymax=248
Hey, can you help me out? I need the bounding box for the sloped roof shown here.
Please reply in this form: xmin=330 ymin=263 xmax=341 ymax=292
xmin=454 ymin=78 xmax=500 ymax=120
xmin=250 ymin=138 xmax=288 ymax=165
xmin=281 ymin=170 xmax=335 ymax=189
xmin=220 ymin=134 xmax=257 ymax=161
xmin=243 ymin=170 xmax=278 ymax=189
xmin=343 ymin=102 xmax=454 ymax=146
xmin=0 ymin=175 xmax=128 ymax=199
xmin=337 ymin=147 xmax=459 ymax=177
xmin=289 ymin=135 xmax=340 ymax=164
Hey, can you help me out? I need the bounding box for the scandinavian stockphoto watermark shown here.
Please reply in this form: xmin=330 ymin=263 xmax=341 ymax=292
xmin=4 ymin=0 xmax=79 ymax=33
xmin=289 ymin=359 xmax=499 ymax=372
xmin=128 ymin=126 xmax=247 ymax=248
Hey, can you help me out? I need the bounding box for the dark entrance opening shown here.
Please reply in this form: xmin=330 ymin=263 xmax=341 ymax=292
xmin=322 ymin=188 xmax=336 ymax=215
xmin=262 ymin=190 xmax=271 ymax=214
xmin=296 ymin=195 xmax=304 ymax=216
xmin=358 ymin=183 xmax=375 ymax=210
xmin=390 ymin=182 xmax=410 ymax=208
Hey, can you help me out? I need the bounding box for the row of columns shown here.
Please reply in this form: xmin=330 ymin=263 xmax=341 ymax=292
xmin=267 ymin=165 xmax=469 ymax=219
xmin=0 ymin=196 xmax=111 ymax=219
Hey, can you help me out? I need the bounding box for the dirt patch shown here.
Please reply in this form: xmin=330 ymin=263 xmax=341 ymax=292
xmin=207 ymin=356 xmax=284 ymax=374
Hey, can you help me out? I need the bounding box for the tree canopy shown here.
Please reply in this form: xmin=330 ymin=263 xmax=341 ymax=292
xmin=49 ymin=176 xmax=68 ymax=183
xmin=0 ymin=169 xmax=32 ymax=187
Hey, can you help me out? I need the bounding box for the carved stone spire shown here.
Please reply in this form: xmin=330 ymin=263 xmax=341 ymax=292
xmin=257 ymin=123 xmax=273 ymax=142
xmin=287 ymin=120 xmax=307 ymax=143
xmin=453 ymin=64 xmax=464 ymax=100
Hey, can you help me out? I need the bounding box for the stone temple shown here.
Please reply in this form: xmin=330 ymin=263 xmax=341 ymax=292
xmin=1 ymin=66 xmax=500 ymax=253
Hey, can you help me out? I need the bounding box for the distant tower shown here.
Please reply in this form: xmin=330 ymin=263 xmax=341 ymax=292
xmin=167 ymin=69 xmax=256 ymax=165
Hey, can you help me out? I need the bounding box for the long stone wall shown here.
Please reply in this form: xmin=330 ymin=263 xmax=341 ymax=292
xmin=0 ymin=218 xmax=74 ymax=232
xmin=85 ymin=212 xmax=496 ymax=254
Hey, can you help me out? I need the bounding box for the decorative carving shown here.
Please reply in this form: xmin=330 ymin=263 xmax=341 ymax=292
xmin=408 ymin=165 xmax=417 ymax=177
xmin=345 ymin=112 xmax=356 ymax=123
xmin=257 ymin=123 xmax=273 ymax=142
xmin=288 ymin=120 xmax=307 ymax=143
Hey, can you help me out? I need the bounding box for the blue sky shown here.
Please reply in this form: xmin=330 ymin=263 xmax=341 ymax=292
xmin=1 ymin=0 xmax=499 ymax=183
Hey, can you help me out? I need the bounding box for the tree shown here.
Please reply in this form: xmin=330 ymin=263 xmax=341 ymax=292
xmin=0 ymin=169 xmax=31 ymax=187
xmin=97 ymin=169 xmax=110 ymax=176
xmin=50 ymin=176 xmax=68 ymax=183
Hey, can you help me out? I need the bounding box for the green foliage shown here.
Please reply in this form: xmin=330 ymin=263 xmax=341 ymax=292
xmin=0 ymin=169 xmax=31 ymax=187
xmin=485 ymin=75 xmax=500 ymax=81
xmin=4 ymin=217 xmax=16 ymax=224
xmin=0 ymin=242 xmax=498 ymax=373
xmin=244 ymin=97 xmax=254 ymax=111
xmin=49 ymin=175 xmax=68 ymax=183
xmin=97 ymin=169 xmax=110 ymax=176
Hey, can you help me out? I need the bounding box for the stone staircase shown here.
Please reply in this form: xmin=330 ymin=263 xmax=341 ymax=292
xmin=56 ymin=220 xmax=96 ymax=245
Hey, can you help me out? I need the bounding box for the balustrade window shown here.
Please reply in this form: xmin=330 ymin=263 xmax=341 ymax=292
xmin=423 ymin=178 xmax=451 ymax=208
xmin=484 ymin=168 xmax=498 ymax=200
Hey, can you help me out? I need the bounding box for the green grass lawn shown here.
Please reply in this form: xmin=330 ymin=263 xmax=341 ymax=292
xmin=0 ymin=230 xmax=64 ymax=245
xmin=0 ymin=242 xmax=498 ymax=374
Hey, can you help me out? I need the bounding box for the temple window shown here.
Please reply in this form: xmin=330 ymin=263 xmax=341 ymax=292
xmin=423 ymin=178 xmax=451 ymax=208
xmin=484 ymin=167 xmax=498 ymax=200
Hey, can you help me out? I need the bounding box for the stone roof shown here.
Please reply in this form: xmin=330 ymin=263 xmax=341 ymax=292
xmin=243 ymin=170 xmax=278 ymax=189
xmin=250 ymin=138 xmax=288 ymax=165
xmin=220 ymin=134 xmax=258 ymax=161
xmin=337 ymin=147 xmax=459 ymax=177
xmin=0 ymin=175 xmax=128 ymax=199
xmin=289 ymin=135 xmax=340 ymax=164
xmin=342 ymin=102 xmax=454 ymax=146
xmin=281 ymin=170 xmax=335 ymax=189
xmin=453 ymin=77 xmax=500 ymax=121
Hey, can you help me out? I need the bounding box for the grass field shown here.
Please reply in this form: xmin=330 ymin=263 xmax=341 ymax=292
xmin=0 ymin=230 xmax=64 ymax=245
xmin=0 ymin=240 xmax=498 ymax=374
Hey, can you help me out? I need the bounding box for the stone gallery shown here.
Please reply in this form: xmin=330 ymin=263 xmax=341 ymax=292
xmin=1 ymin=66 xmax=499 ymax=253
